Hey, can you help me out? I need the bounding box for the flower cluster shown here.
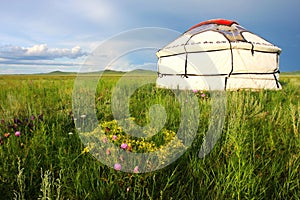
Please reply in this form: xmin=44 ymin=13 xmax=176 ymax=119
xmin=192 ymin=90 xmax=209 ymax=99
xmin=0 ymin=114 xmax=43 ymax=145
xmin=99 ymin=119 xmax=176 ymax=153
xmin=1 ymin=114 xmax=43 ymax=132
xmin=0 ymin=131 xmax=21 ymax=145
xmin=113 ymin=163 xmax=139 ymax=173
xmin=83 ymin=119 xmax=185 ymax=172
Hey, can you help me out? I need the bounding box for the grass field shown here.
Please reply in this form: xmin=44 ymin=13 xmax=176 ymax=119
xmin=0 ymin=72 xmax=299 ymax=199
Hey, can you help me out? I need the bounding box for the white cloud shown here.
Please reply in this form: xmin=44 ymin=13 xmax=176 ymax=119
xmin=0 ymin=44 xmax=87 ymax=60
xmin=26 ymin=44 xmax=47 ymax=55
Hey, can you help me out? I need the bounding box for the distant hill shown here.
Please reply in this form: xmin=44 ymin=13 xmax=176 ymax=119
xmin=43 ymin=69 xmax=156 ymax=76
xmin=45 ymin=70 xmax=76 ymax=75
xmin=125 ymin=69 xmax=156 ymax=76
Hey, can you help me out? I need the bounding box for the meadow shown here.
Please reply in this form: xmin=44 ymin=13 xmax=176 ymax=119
xmin=0 ymin=72 xmax=299 ymax=199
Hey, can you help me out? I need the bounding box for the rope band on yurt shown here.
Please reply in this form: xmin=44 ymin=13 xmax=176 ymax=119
xmin=273 ymin=71 xmax=281 ymax=89
xmin=183 ymin=35 xmax=194 ymax=78
xmin=157 ymin=70 xmax=280 ymax=77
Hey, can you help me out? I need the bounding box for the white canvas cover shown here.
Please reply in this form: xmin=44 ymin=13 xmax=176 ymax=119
xmin=156 ymin=19 xmax=282 ymax=90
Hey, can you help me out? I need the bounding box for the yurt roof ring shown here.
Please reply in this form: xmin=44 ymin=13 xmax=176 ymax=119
xmin=188 ymin=19 xmax=238 ymax=31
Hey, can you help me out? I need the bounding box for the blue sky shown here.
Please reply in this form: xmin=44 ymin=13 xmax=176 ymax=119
xmin=0 ymin=0 xmax=299 ymax=74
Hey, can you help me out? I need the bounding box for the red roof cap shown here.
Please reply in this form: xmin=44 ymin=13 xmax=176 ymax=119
xmin=188 ymin=19 xmax=238 ymax=31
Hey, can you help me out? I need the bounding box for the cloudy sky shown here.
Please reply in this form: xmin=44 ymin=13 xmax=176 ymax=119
xmin=0 ymin=0 xmax=299 ymax=74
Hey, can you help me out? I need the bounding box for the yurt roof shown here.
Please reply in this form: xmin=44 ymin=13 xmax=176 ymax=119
xmin=157 ymin=19 xmax=281 ymax=58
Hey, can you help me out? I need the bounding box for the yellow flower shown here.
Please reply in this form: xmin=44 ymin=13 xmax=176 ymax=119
xmin=82 ymin=147 xmax=89 ymax=154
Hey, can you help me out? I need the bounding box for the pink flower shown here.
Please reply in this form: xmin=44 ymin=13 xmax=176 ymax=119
xmin=112 ymin=135 xmax=117 ymax=141
xmin=15 ymin=131 xmax=21 ymax=137
xmin=102 ymin=137 xmax=108 ymax=143
xmin=114 ymin=163 xmax=122 ymax=171
xmin=133 ymin=166 xmax=139 ymax=173
xmin=120 ymin=143 xmax=128 ymax=150
xmin=106 ymin=149 xmax=111 ymax=155
xmin=193 ymin=89 xmax=198 ymax=93
xmin=201 ymin=93 xmax=206 ymax=97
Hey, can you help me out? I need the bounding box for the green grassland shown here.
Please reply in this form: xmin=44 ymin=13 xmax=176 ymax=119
xmin=0 ymin=72 xmax=299 ymax=199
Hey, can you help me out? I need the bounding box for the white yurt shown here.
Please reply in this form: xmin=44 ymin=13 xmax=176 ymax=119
xmin=156 ymin=19 xmax=282 ymax=90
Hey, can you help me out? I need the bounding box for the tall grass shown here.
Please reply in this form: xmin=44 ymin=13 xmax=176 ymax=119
xmin=0 ymin=74 xmax=299 ymax=199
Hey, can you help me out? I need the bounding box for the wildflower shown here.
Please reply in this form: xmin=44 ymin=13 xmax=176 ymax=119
xmin=27 ymin=121 xmax=34 ymax=130
xmin=14 ymin=118 xmax=22 ymax=125
xmin=201 ymin=93 xmax=206 ymax=98
xmin=120 ymin=143 xmax=128 ymax=150
xmin=114 ymin=163 xmax=122 ymax=171
xmin=106 ymin=149 xmax=111 ymax=155
xmin=68 ymin=132 xmax=73 ymax=135
xmin=126 ymin=187 xmax=130 ymax=192
xmin=133 ymin=166 xmax=139 ymax=173
xmin=105 ymin=127 xmax=110 ymax=133
xmin=4 ymin=133 xmax=10 ymax=138
xmin=112 ymin=135 xmax=117 ymax=141
xmin=31 ymin=115 xmax=35 ymax=120
xmin=127 ymin=145 xmax=132 ymax=152
xmin=80 ymin=114 xmax=87 ymax=119
xmin=193 ymin=89 xmax=198 ymax=93
xmin=15 ymin=131 xmax=21 ymax=137
xmin=82 ymin=147 xmax=89 ymax=154
xmin=102 ymin=137 xmax=108 ymax=143
xmin=38 ymin=114 xmax=43 ymax=121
